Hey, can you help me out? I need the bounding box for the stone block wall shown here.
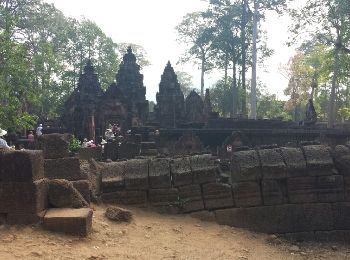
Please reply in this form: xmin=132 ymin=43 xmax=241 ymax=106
xmin=99 ymin=145 xmax=350 ymax=237
xmin=0 ymin=150 xmax=48 ymax=224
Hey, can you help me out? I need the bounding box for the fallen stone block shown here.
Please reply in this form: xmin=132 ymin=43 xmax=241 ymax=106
xmin=280 ymin=147 xmax=307 ymax=177
xmin=287 ymin=177 xmax=318 ymax=204
xmin=232 ymin=181 xmax=262 ymax=207
xmin=101 ymin=161 xmax=125 ymax=193
xmin=332 ymin=202 xmax=350 ymax=230
xmin=72 ymin=180 xmax=91 ymax=204
xmin=202 ymin=182 xmax=234 ymax=210
xmin=104 ymin=142 xmax=118 ymax=161
xmin=333 ymin=155 xmax=350 ymax=176
xmin=149 ymin=158 xmax=171 ymax=188
xmin=231 ymin=150 xmax=261 ymax=182
xmin=48 ymin=179 xmax=88 ymax=208
xmin=0 ymin=179 xmax=48 ymax=214
xmin=171 ymin=157 xmax=193 ymax=186
xmin=258 ymin=148 xmax=287 ymax=179
xmin=43 ymin=208 xmax=93 ymax=236
xmin=190 ymin=211 xmax=216 ymax=222
xmin=100 ymin=190 xmax=147 ymax=205
xmin=36 ymin=134 xmax=72 ymax=159
xmin=6 ymin=210 xmax=46 ymax=225
xmin=262 ymin=180 xmax=287 ymax=205
xmin=178 ymin=184 xmax=204 ymax=213
xmin=302 ymin=145 xmax=336 ymax=176
xmin=105 ymin=206 xmax=132 ymax=222
xmin=118 ymin=142 xmax=140 ymax=159
xmin=0 ymin=150 xmax=44 ymax=182
xmin=44 ymin=157 xmax=82 ymax=181
xmin=317 ymin=175 xmax=344 ymax=202
xmin=124 ymin=159 xmax=149 ymax=190
xmin=148 ymin=188 xmax=179 ymax=207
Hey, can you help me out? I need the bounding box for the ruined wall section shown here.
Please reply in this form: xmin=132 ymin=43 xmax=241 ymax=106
xmin=99 ymin=145 xmax=350 ymax=239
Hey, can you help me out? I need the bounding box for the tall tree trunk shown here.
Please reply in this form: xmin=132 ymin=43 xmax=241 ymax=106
xmin=241 ymin=0 xmax=247 ymax=117
xmin=224 ymin=52 xmax=228 ymax=86
xmin=200 ymin=51 xmax=205 ymax=98
xmin=328 ymin=42 xmax=340 ymax=128
xmin=232 ymin=61 xmax=237 ymax=116
xmin=250 ymin=0 xmax=259 ymax=119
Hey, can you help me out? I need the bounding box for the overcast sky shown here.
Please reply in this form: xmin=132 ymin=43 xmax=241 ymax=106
xmin=44 ymin=0 xmax=297 ymax=102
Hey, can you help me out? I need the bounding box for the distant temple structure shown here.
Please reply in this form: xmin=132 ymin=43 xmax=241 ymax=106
xmin=62 ymin=47 xmax=149 ymax=140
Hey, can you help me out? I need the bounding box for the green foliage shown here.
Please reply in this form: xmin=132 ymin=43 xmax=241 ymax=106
xmin=338 ymin=107 xmax=350 ymax=122
xmin=68 ymin=136 xmax=81 ymax=153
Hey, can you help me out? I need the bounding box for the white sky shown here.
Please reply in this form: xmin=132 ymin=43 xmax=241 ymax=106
xmin=43 ymin=0 xmax=298 ymax=102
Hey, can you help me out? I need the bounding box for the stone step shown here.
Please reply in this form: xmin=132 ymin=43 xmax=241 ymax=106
xmin=43 ymin=208 xmax=93 ymax=236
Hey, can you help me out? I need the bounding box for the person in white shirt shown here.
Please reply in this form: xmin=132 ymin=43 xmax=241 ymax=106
xmin=0 ymin=128 xmax=10 ymax=148
xmin=36 ymin=124 xmax=43 ymax=136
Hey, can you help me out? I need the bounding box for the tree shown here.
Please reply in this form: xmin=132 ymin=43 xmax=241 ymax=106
xmin=175 ymin=71 xmax=194 ymax=98
xmin=289 ymin=0 xmax=350 ymax=127
xmin=176 ymin=12 xmax=216 ymax=98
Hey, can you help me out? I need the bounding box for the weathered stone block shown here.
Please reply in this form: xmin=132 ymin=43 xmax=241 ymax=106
xmin=280 ymin=147 xmax=307 ymax=177
xmin=262 ymin=180 xmax=287 ymax=205
xmin=118 ymin=142 xmax=139 ymax=159
xmin=287 ymin=177 xmax=318 ymax=203
xmin=171 ymin=157 xmax=192 ymax=186
xmin=44 ymin=157 xmax=82 ymax=181
xmin=48 ymin=179 xmax=88 ymax=208
xmin=178 ymin=184 xmax=204 ymax=212
xmin=232 ymin=181 xmax=262 ymax=207
xmin=0 ymin=179 xmax=48 ymax=214
xmin=332 ymin=202 xmax=350 ymax=230
xmin=148 ymin=188 xmax=179 ymax=206
xmin=101 ymin=190 xmax=147 ymax=205
xmin=0 ymin=150 xmax=44 ymax=182
xmin=101 ymin=161 xmax=125 ymax=193
xmin=231 ymin=150 xmax=261 ymax=182
xmin=258 ymin=148 xmax=287 ymax=179
xmin=202 ymin=183 xmax=234 ymax=210
xmin=215 ymin=203 xmax=333 ymax=234
xmin=302 ymin=145 xmax=336 ymax=176
xmin=344 ymin=176 xmax=350 ymax=201
xmin=149 ymin=158 xmax=171 ymax=188
xmin=124 ymin=159 xmax=149 ymax=190
xmin=72 ymin=180 xmax=91 ymax=204
xmin=104 ymin=142 xmax=118 ymax=161
xmin=334 ymin=155 xmax=350 ymax=176
xmin=191 ymin=154 xmax=218 ymax=184
xmin=190 ymin=211 xmax=216 ymax=222
xmin=43 ymin=208 xmax=93 ymax=236
xmin=78 ymin=147 xmax=102 ymax=161
xmin=317 ymin=175 xmax=344 ymax=202
xmin=36 ymin=134 xmax=71 ymax=159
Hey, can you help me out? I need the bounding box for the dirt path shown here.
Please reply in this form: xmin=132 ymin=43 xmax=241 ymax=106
xmin=0 ymin=204 xmax=349 ymax=260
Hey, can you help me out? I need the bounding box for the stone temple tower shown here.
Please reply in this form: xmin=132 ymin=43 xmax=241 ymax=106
xmin=155 ymin=61 xmax=185 ymax=128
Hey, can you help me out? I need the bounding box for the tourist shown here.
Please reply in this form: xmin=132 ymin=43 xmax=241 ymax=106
xmin=82 ymin=138 xmax=89 ymax=148
xmin=105 ymin=128 xmax=114 ymax=141
xmin=27 ymin=130 xmax=35 ymax=142
xmin=0 ymin=128 xmax=10 ymax=148
xmin=36 ymin=123 xmax=43 ymax=136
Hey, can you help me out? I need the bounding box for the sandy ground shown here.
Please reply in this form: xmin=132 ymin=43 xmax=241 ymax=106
xmin=0 ymin=204 xmax=349 ymax=260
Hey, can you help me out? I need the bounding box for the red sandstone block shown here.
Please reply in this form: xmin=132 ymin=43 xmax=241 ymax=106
xmin=72 ymin=180 xmax=91 ymax=204
xmin=215 ymin=203 xmax=333 ymax=234
xmin=280 ymin=147 xmax=307 ymax=177
xmin=43 ymin=208 xmax=92 ymax=236
xmin=171 ymin=157 xmax=193 ymax=187
xmin=0 ymin=150 xmax=44 ymax=182
xmin=124 ymin=159 xmax=149 ymax=190
xmin=232 ymin=181 xmax=262 ymax=207
xmin=101 ymin=190 xmax=147 ymax=205
xmin=231 ymin=150 xmax=261 ymax=182
xmin=191 ymin=154 xmax=218 ymax=184
xmin=148 ymin=188 xmax=179 ymax=206
xmin=44 ymin=157 xmax=82 ymax=181
xmin=149 ymin=158 xmax=171 ymax=188
xmin=6 ymin=210 xmax=46 ymax=225
xmin=262 ymin=180 xmax=287 ymax=205
xmin=0 ymin=179 xmax=48 ymax=214
xmin=287 ymin=177 xmax=318 ymax=204
xmin=78 ymin=147 xmax=102 ymax=161
xmin=178 ymin=184 xmax=204 ymax=213
xmin=100 ymin=161 xmax=125 ymax=193
xmin=202 ymin=183 xmax=234 ymax=210
xmin=258 ymin=148 xmax=287 ymax=179
xmin=36 ymin=134 xmax=71 ymax=159
xmin=317 ymin=175 xmax=344 ymax=202
xmin=302 ymin=145 xmax=336 ymax=176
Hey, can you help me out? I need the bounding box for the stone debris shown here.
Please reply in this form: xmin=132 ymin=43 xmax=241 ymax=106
xmin=105 ymin=206 xmax=132 ymax=222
